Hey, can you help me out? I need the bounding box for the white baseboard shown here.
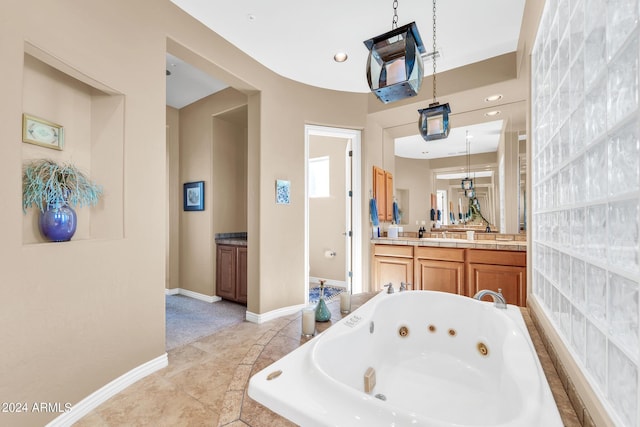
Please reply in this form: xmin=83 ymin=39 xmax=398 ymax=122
xmin=46 ymin=353 xmax=168 ymax=427
xmin=165 ymin=288 xmax=221 ymax=303
xmin=246 ymin=303 xmax=305 ymax=324
xmin=309 ymin=276 xmax=346 ymax=288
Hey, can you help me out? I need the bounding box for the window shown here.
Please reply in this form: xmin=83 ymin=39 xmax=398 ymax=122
xmin=309 ymin=156 xmax=330 ymax=198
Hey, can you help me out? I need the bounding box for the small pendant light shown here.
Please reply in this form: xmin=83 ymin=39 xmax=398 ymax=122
xmin=418 ymin=0 xmax=451 ymax=141
xmin=461 ymin=130 xmax=473 ymax=195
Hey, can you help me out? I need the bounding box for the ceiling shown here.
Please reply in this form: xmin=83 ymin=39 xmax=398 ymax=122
xmin=166 ymin=0 xmax=528 ymax=158
xmin=166 ymin=53 xmax=228 ymax=109
xmin=395 ymin=119 xmax=504 ymax=160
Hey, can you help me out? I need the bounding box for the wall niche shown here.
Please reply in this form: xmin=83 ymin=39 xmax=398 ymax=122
xmin=22 ymin=43 xmax=124 ymax=244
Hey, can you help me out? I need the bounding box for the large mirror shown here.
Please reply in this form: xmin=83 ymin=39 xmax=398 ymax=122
xmin=386 ymin=100 xmax=526 ymax=234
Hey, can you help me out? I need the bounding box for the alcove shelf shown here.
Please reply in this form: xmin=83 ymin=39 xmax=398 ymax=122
xmin=21 ymin=43 xmax=124 ymax=244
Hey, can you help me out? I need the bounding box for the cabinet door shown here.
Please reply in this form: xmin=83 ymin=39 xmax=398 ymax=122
xmin=467 ymin=263 xmax=526 ymax=306
xmin=415 ymin=258 xmax=464 ymax=295
xmin=385 ymin=171 xmax=394 ymax=221
xmin=373 ymin=166 xmax=387 ymax=222
xmin=373 ymin=256 xmax=413 ymax=291
xmin=236 ymin=246 xmax=248 ymax=304
xmin=216 ymin=245 xmax=236 ymax=300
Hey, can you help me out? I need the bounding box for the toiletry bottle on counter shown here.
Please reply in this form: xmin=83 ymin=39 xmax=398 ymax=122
xmin=418 ymin=227 xmax=424 ymax=238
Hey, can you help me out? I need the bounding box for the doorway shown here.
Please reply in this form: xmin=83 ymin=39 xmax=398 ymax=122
xmin=304 ymin=125 xmax=362 ymax=303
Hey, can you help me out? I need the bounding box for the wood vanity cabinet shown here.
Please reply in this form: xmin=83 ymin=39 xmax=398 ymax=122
xmin=372 ymin=245 xmax=413 ymax=291
xmin=216 ymin=244 xmax=247 ymax=304
xmin=373 ymin=166 xmax=394 ymax=222
xmin=414 ymin=247 xmax=465 ymax=294
xmin=466 ymin=249 xmax=526 ymax=306
xmin=371 ymin=244 xmax=528 ymax=306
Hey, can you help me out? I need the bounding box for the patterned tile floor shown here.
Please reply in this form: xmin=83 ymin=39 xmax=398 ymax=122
xmin=74 ymin=294 xmax=580 ymax=426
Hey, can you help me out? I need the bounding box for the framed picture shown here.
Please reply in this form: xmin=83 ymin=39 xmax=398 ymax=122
xmin=22 ymin=114 xmax=64 ymax=150
xmin=275 ymin=179 xmax=291 ymax=204
xmin=183 ymin=181 xmax=204 ymax=211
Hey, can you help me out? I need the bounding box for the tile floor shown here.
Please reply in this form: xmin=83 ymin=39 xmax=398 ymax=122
xmin=74 ymin=293 xmax=580 ymax=426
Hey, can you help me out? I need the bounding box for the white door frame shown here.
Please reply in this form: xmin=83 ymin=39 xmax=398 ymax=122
xmin=304 ymin=125 xmax=362 ymax=303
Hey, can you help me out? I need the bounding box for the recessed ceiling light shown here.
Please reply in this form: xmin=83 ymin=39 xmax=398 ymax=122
xmin=484 ymin=94 xmax=503 ymax=102
xmin=333 ymin=52 xmax=348 ymax=62
xmin=485 ymin=110 xmax=501 ymax=117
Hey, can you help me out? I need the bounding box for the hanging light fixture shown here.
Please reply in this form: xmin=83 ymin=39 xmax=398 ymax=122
xmin=418 ymin=0 xmax=451 ymax=141
xmin=462 ymin=130 xmax=474 ymax=197
xmin=363 ymin=1 xmax=426 ymax=104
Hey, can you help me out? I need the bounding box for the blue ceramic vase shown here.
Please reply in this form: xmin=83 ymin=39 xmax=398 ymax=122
xmin=39 ymin=203 xmax=77 ymax=242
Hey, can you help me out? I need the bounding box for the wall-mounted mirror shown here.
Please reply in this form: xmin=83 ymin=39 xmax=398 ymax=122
xmin=386 ymin=100 xmax=526 ymax=234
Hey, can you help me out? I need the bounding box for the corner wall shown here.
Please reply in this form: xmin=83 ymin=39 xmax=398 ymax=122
xmin=1 ymin=2 xmax=168 ymax=426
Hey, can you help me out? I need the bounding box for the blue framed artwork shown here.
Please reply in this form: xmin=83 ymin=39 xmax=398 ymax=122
xmin=275 ymin=179 xmax=291 ymax=204
xmin=184 ymin=181 xmax=204 ymax=211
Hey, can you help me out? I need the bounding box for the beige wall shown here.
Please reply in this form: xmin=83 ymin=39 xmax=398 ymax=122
xmin=1 ymin=2 xmax=169 ymax=426
xmin=394 ymin=156 xmax=434 ymax=230
xmin=502 ymin=130 xmax=521 ymax=234
xmin=166 ymin=106 xmax=180 ymax=290
xmin=177 ymin=88 xmax=248 ymax=296
xmin=309 ymin=135 xmax=348 ymax=282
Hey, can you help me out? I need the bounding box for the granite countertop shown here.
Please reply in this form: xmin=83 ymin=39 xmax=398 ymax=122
xmin=215 ymin=232 xmax=247 ymax=246
xmin=372 ymin=236 xmax=527 ymax=251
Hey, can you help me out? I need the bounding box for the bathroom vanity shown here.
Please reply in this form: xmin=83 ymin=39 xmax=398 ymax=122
xmin=215 ymin=232 xmax=248 ymax=305
xmin=372 ymin=234 xmax=527 ymax=306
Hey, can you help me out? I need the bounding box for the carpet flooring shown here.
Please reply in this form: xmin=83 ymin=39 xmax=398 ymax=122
xmin=165 ymin=295 xmax=246 ymax=351
xmin=166 ymin=286 xmax=345 ymax=350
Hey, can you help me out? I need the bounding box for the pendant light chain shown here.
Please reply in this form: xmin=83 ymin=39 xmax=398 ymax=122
xmin=392 ymin=0 xmax=399 ymax=29
xmin=466 ymin=131 xmax=471 ymax=177
xmin=432 ymin=0 xmax=437 ymax=102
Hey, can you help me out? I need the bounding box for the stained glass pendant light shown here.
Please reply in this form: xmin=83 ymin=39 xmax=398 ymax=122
xmin=418 ymin=0 xmax=450 ymax=141
xmin=363 ymin=1 xmax=425 ymax=104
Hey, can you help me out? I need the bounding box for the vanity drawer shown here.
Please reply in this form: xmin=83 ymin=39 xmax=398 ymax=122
xmin=373 ymin=244 xmax=413 ymax=258
xmin=415 ymin=246 xmax=464 ymax=262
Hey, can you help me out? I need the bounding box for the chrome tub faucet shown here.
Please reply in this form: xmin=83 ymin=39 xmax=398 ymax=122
xmin=473 ymin=288 xmax=507 ymax=309
xmin=399 ymin=282 xmax=412 ymax=292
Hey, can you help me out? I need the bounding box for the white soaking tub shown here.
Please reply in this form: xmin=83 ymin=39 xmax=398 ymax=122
xmin=248 ymin=290 xmax=562 ymax=427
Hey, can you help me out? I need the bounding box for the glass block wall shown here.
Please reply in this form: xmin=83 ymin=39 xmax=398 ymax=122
xmin=531 ymin=0 xmax=639 ymax=426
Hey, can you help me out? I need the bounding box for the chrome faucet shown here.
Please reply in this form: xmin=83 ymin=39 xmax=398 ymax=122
xmin=384 ymin=283 xmax=394 ymax=294
xmin=399 ymin=282 xmax=412 ymax=292
xmin=473 ymin=288 xmax=507 ymax=309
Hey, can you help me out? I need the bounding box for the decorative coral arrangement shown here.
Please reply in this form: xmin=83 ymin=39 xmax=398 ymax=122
xmin=22 ymin=159 xmax=103 ymax=213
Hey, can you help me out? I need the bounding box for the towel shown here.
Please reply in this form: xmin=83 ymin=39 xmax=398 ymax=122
xmin=392 ymin=201 xmax=400 ymax=224
xmin=369 ymin=198 xmax=379 ymax=226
